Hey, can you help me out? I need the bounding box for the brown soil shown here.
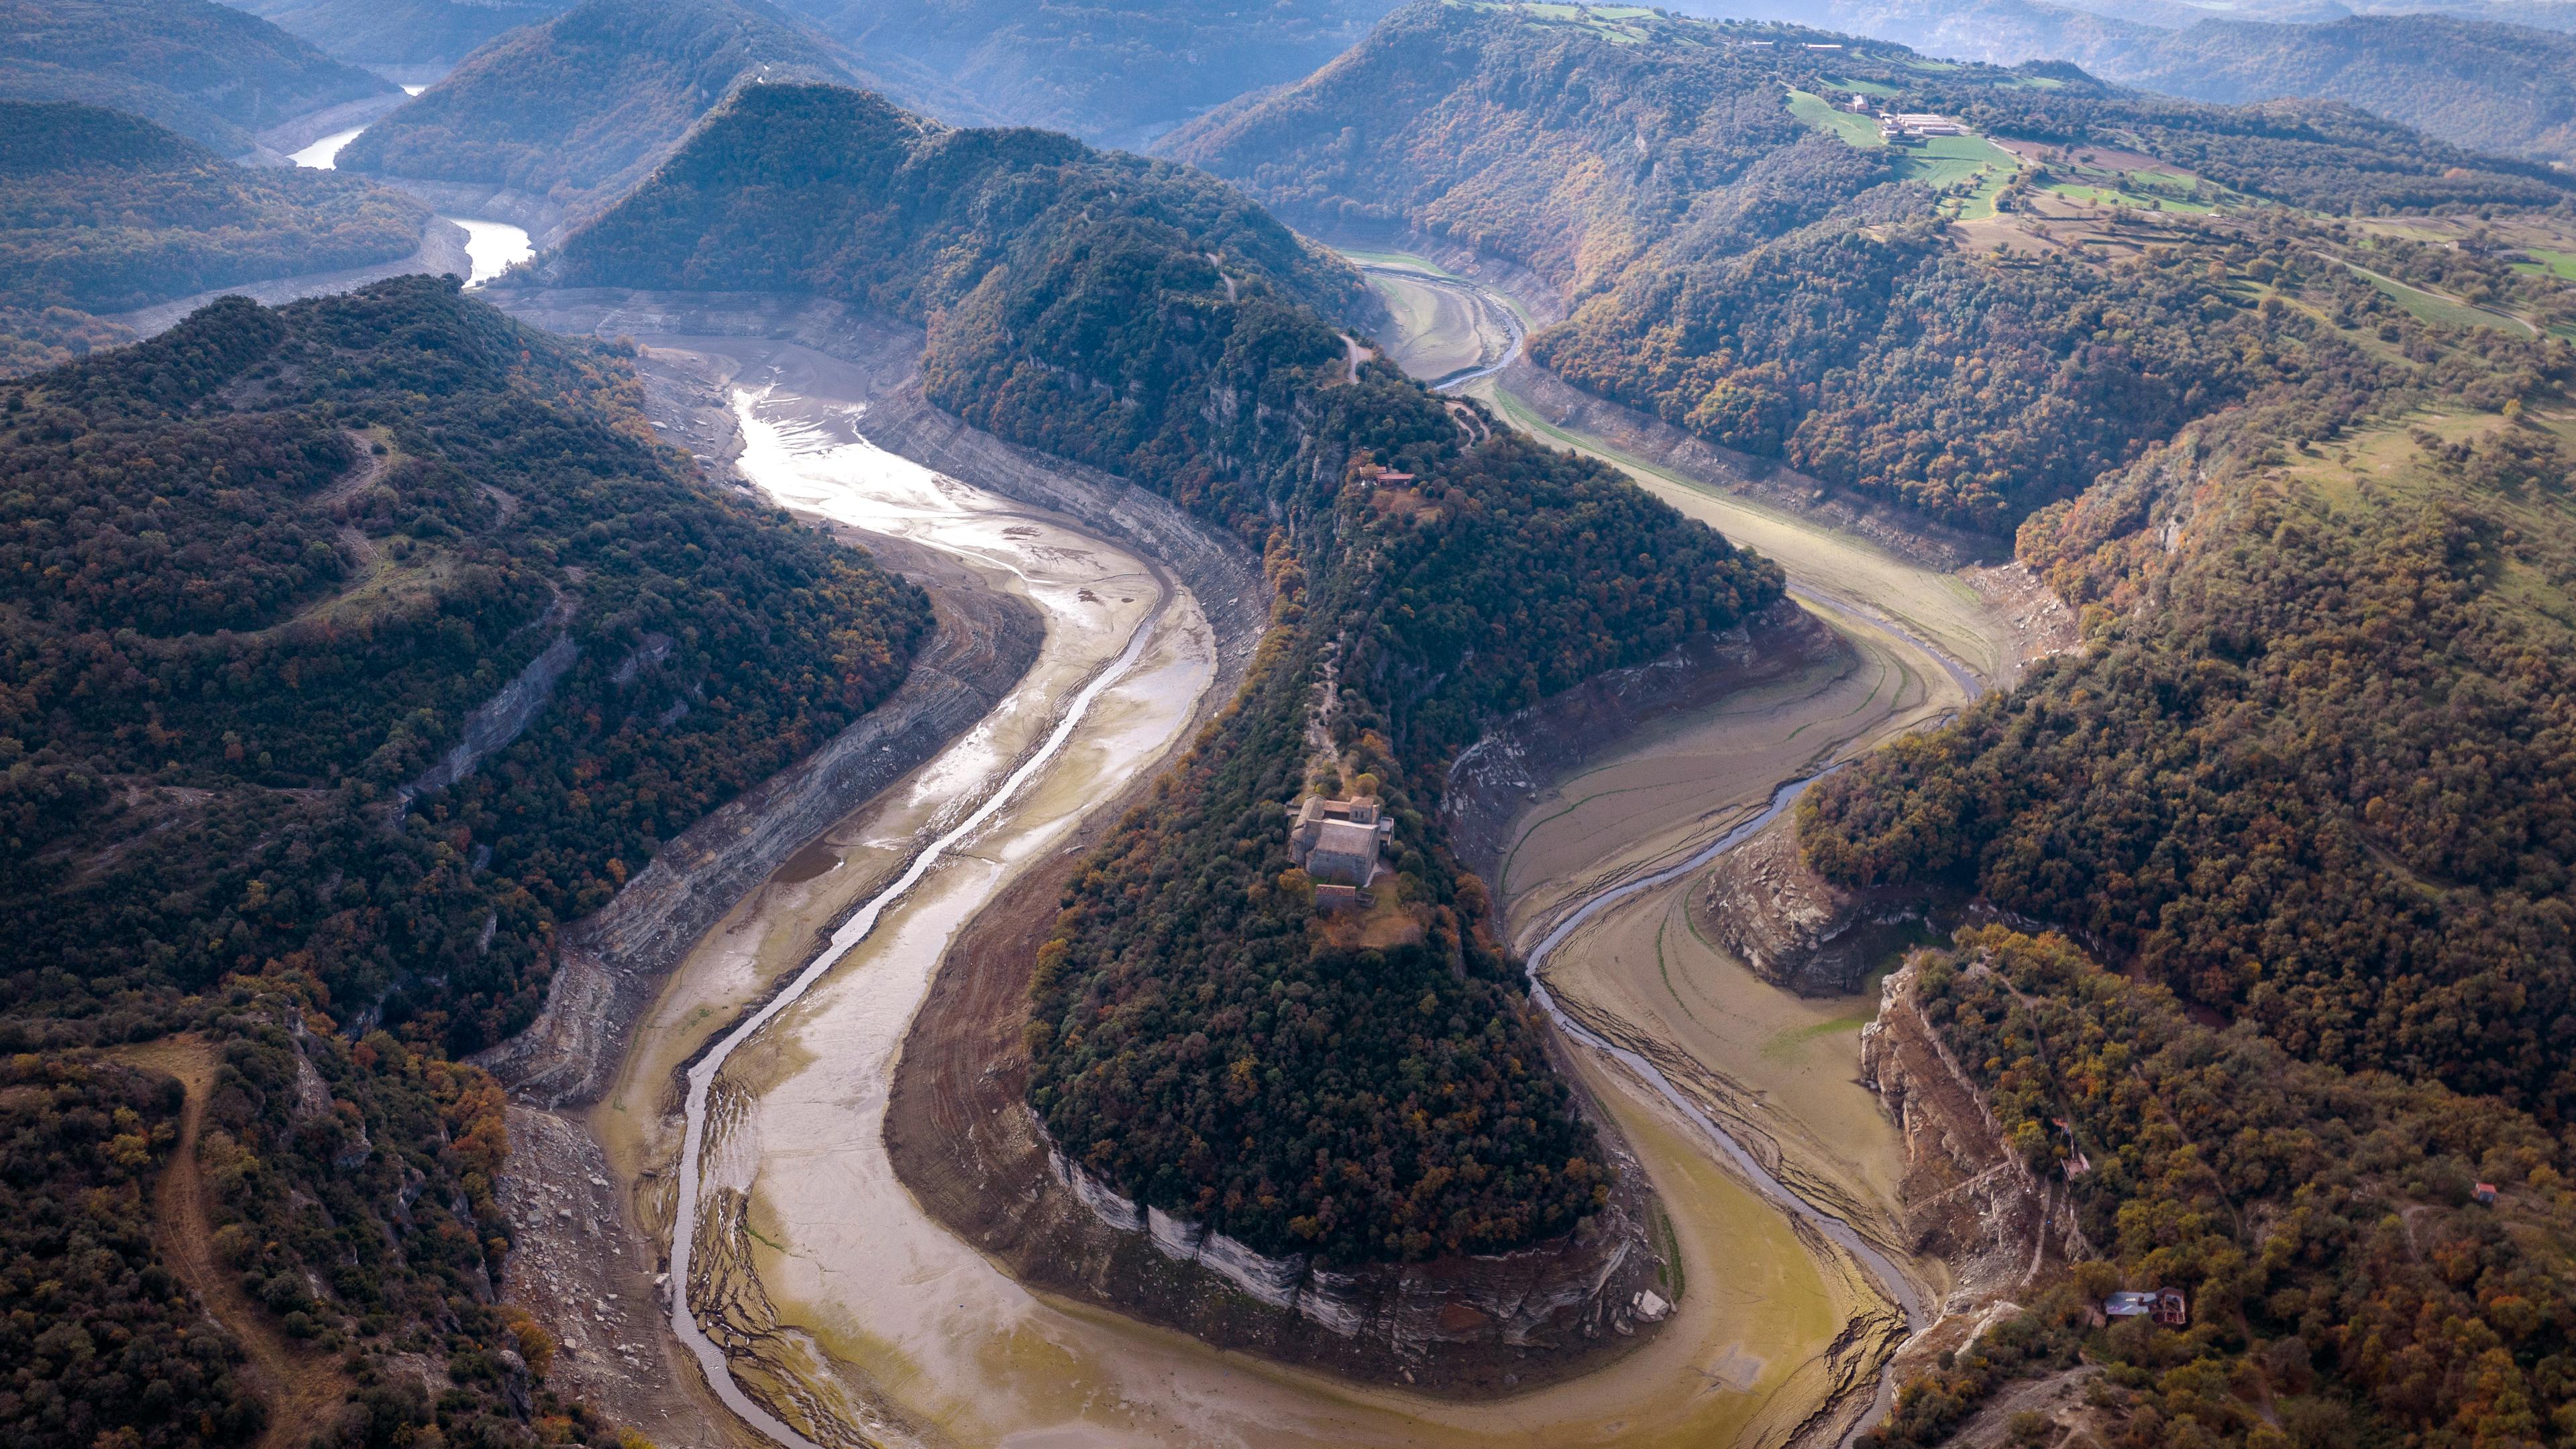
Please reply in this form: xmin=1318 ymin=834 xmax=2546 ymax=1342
xmin=117 ymin=1036 xmax=355 ymax=1449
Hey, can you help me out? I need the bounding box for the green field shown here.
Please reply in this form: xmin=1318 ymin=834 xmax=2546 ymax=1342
xmin=1894 ymin=132 xmax=2019 ymax=189
xmin=2352 ymin=266 xmax=2520 ymax=333
xmin=2046 ymin=181 xmax=2214 ymax=215
xmin=2512 ymin=246 xmax=2576 ymax=281
xmin=1786 ymin=89 xmax=1886 ymax=148
xmin=1831 ymin=76 xmax=1899 ymax=97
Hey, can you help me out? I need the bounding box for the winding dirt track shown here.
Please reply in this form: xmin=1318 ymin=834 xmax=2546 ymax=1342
xmin=117 ymin=1036 xmax=354 ymax=1449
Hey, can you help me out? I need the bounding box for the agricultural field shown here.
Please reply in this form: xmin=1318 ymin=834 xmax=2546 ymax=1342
xmin=1786 ymin=88 xmax=1885 ymax=148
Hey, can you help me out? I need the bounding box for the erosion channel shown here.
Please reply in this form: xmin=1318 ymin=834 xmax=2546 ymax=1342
xmin=490 ymin=268 xmax=2055 ymax=1449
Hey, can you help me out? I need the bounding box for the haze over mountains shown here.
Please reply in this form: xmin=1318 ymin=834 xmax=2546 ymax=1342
xmin=335 ymin=0 xmax=873 ymax=240
xmin=1 ymin=0 xmax=398 ymax=158
xmin=1705 ymin=0 xmax=2576 ymax=168
xmin=11 ymin=0 xmax=2576 ymax=1448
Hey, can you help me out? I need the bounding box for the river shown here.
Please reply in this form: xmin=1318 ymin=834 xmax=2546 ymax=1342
xmin=286 ymin=87 xmax=532 ymax=285
xmin=546 ymin=272 xmax=2029 ymax=1445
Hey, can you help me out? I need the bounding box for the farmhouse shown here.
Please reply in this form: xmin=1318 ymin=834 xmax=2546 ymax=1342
xmin=2103 ymin=1289 xmax=2188 ymax=1327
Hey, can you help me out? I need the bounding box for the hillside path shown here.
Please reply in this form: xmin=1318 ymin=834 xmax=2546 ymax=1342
xmin=117 ymin=1036 xmax=354 ymax=1449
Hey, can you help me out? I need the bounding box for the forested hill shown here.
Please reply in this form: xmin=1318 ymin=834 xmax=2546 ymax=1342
xmin=549 ymin=81 xmax=1785 ymax=1263
xmin=1167 ymin=0 xmax=2573 ymax=533
xmin=337 ymin=0 xmax=864 ymax=231
xmin=225 ymin=0 xmax=571 ymax=74
xmin=1716 ymin=1 xmax=2576 ymax=171
xmin=1166 ymin=1 xmax=2565 ymax=287
xmin=764 ymin=0 xmax=1399 ymax=148
xmin=0 ymin=101 xmax=426 ymax=376
xmin=0 ymin=0 xmax=396 ymax=157
xmin=2078 ymin=14 xmax=2576 ymax=171
xmin=0 ymin=274 xmax=927 ymax=1448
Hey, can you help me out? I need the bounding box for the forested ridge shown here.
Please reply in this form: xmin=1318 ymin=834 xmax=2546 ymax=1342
xmin=1786 ymin=111 xmax=2576 ymax=1449
xmin=1860 ymin=927 xmax=2576 ymax=1449
xmin=551 ymin=80 xmax=1782 ymax=1262
xmin=0 ymin=0 xmax=395 ymax=158
xmin=0 ymin=274 xmax=928 ymax=1446
xmin=1 ymin=103 xmax=427 ymax=375
xmin=337 ymin=0 xmax=863 ymax=230
xmin=1167 ymin=0 xmax=2575 ymax=533
xmin=3 ymin=274 xmax=928 ymax=1055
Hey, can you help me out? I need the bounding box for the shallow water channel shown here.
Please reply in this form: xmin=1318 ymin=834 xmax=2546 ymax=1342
xmin=598 ymin=357 xmax=1939 ymax=1447
xmin=286 ymin=95 xmax=531 ymax=284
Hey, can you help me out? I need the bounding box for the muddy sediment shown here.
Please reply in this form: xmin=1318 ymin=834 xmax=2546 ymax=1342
xmin=1444 ymin=596 xmax=1837 ymax=894
xmin=880 ymin=768 xmax=1674 ymax=1397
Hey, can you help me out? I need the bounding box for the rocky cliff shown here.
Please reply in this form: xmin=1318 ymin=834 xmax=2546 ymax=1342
xmin=1689 ymin=812 xmax=1929 ymax=997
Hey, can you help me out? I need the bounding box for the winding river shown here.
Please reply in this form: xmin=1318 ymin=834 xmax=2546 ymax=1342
xmin=570 ymin=260 xmax=2031 ymax=1445
xmin=287 ymin=91 xmax=533 ymax=285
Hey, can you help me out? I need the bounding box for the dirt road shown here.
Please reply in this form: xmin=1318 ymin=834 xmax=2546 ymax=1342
xmin=118 ymin=1036 xmax=354 ymax=1449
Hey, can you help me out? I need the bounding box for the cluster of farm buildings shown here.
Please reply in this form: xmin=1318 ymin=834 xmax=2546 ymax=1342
xmin=1836 ymin=93 xmax=1968 ymax=140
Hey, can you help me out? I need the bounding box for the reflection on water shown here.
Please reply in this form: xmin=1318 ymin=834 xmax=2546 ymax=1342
xmin=288 ymin=126 xmax=364 ymax=168
xmin=443 ymin=217 xmax=533 ymax=284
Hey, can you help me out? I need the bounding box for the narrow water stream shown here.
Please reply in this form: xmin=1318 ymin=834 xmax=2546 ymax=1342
xmin=602 ymin=343 xmax=1962 ymax=1447
xmin=286 ymin=92 xmax=531 ymax=284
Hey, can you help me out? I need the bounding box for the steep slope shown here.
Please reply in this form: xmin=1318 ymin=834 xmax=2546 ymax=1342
xmin=771 ymin=0 xmax=1400 ymax=147
xmin=0 ymin=274 xmax=932 ymax=1449
xmin=547 ymin=80 xmax=1780 ymax=1289
xmin=1169 ymin=1 xmax=2571 ymax=533
xmin=335 ymin=0 xmax=860 ymax=236
xmin=0 ymin=0 xmax=396 ymax=157
xmin=226 ymin=0 xmax=571 ymax=76
xmin=0 ymin=101 xmax=427 ymax=374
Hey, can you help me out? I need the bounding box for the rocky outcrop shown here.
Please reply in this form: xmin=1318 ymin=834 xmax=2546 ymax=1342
xmin=1859 ymin=958 xmax=2093 ymax=1324
xmin=1041 ymin=1121 xmax=1666 ymax=1363
xmin=397 ymin=627 xmax=578 ymax=812
xmin=1689 ymin=812 xmax=1927 ymax=996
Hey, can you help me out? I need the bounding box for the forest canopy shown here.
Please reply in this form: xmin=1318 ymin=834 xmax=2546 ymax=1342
xmin=554 ymin=80 xmax=1784 ymax=1261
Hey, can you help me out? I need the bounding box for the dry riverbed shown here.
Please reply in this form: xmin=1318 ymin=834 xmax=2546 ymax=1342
xmin=1354 ymin=247 xmax=2063 ymax=1438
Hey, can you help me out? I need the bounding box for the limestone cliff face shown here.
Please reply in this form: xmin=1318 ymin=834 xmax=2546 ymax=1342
xmin=1038 ymin=1115 xmax=1670 ymax=1376
xmin=1858 ymin=957 xmax=2094 ymax=1373
xmin=1691 ymin=812 xmax=1924 ymax=996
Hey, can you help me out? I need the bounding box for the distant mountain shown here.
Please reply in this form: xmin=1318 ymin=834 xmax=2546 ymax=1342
xmin=1698 ymin=1 xmax=2576 ymax=168
xmin=224 ymin=0 xmax=572 ymax=76
xmin=0 ymin=0 xmax=397 ymax=157
xmin=0 ymin=100 xmax=427 ymax=372
xmin=335 ymin=0 xmax=862 ymax=238
xmin=769 ymin=0 xmax=1400 ymax=148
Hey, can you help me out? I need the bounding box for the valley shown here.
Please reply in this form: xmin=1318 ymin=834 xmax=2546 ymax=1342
xmin=16 ymin=4 xmax=2576 ymax=1449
